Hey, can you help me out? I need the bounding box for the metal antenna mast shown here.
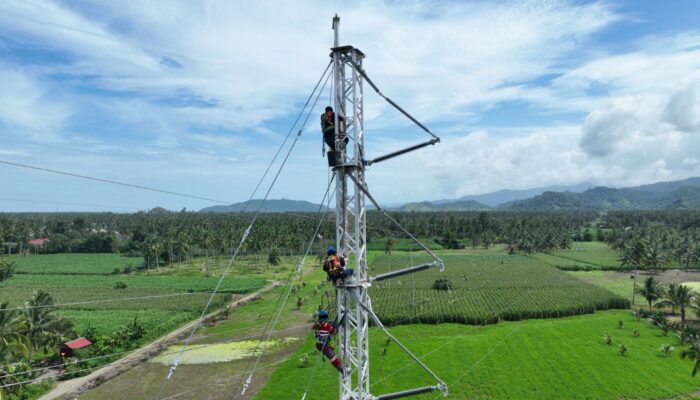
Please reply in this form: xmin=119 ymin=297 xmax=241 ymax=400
xmin=331 ymin=13 xmax=371 ymax=400
xmin=329 ymin=15 xmax=447 ymax=400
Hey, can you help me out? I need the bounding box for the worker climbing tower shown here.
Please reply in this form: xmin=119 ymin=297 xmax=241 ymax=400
xmin=329 ymin=15 xmax=448 ymax=400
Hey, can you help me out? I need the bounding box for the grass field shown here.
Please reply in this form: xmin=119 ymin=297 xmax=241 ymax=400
xmin=566 ymin=270 xmax=634 ymax=300
xmin=77 ymin=266 xmax=330 ymax=400
xmin=370 ymin=253 xmax=629 ymax=324
xmin=367 ymin=238 xmax=444 ymax=252
xmin=10 ymin=253 xmax=143 ymax=274
xmin=75 ymin=248 xmax=700 ymax=400
xmin=0 ymin=253 xmax=269 ymax=348
xmin=544 ymin=241 xmax=622 ymax=269
xmin=257 ymin=310 xmax=700 ymax=399
xmin=0 ymin=274 xmax=266 ymax=311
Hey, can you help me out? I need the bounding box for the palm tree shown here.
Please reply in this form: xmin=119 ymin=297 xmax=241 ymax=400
xmin=24 ymin=290 xmax=74 ymax=363
xmin=681 ymin=335 xmax=700 ymax=376
xmin=645 ymin=241 xmax=670 ymax=271
xmin=620 ymin=240 xmax=646 ymax=305
xmin=384 ymin=238 xmax=394 ymax=255
xmin=673 ymin=285 xmax=692 ymax=325
xmin=657 ymin=283 xmax=683 ymax=315
xmin=0 ymin=257 xmax=14 ymax=282
xmin=689 ymin=295 xmax=700 ymax=321
xmin=635 ymin=276 xmax=665 ymax=311
xmin=268 ymin=248 xmax=280 ymax=279
xmin=0 ymin=302 xmax=27 ymax=351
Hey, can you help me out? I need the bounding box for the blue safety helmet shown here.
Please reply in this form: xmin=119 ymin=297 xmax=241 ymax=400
xmin=327 ymin=246 xmax=336 ymax=255
xmin=318 ymin=310 xmax=329 ymax=320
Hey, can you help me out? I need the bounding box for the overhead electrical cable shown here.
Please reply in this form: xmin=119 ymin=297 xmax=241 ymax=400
xmin=0 ymin=160 xmax=232 ymax=205
xmin=0 ymin=322 xmax=314 ymax=381
xmin=153 ymin=63 xmax=332 ymax=400
xmin=0 ymin=61 xmax=335 ymax=211
xmin=238 ymin=177 xmax=335 ymax=397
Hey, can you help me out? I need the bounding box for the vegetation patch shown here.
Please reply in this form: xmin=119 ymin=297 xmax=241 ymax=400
xmin=10 ymin=253 xmax=144 ymax=275
xmin=152 ymin=338 xmax=298 ymax=365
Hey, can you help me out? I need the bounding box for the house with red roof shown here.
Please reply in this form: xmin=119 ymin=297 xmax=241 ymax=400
xmin=59 ymin=337 xmax=92 ymax=358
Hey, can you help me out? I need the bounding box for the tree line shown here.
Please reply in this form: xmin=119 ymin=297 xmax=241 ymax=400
xmin=0 ymin=210 xmax=599 ymax=263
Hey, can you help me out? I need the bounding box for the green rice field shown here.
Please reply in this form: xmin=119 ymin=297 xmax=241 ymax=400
xmin=369 ymin=253 xmax=629 ymax=325
xmin=258 ymin=310 xmax=700 ymax=399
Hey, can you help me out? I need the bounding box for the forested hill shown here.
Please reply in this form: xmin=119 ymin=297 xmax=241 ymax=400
xmin=398 ymin=200 xmax=491 ymax=211
xmin=200 ymin=199 xmax=328 ymax=213
xmin=501 ymin=180 xmax=700 ymax=211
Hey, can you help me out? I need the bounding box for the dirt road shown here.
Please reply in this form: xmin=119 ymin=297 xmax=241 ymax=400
xmin=39 ymin=282 xmax=277 ymax=400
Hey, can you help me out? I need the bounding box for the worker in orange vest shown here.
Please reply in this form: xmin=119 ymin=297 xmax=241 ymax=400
xmin=323 ymin=246 xmax=354 ymax=284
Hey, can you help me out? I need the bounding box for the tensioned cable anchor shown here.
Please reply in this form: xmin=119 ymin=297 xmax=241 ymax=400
xmin=370 ymin=260 xmax=444 ymax=282
xmin=346 ymin=173 xmax=443 ymax=263
xmin=351 ymin=292 xmax=448 ymax=398
xmin=346 ymin=58 xmax=438 ymax=140
xmin=365 ymin=138 xmax=440 ymax=166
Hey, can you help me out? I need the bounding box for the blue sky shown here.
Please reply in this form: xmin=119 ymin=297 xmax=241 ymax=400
xmin=1 ymin=0 xmax=700 ymax=212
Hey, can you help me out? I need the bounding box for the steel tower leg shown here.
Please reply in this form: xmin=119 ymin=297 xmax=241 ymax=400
xmin=332 ymin=15 xmax=370 ymax=400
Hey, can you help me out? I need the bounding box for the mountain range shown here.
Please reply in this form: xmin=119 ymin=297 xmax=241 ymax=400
xmin=200 ymin=199 xmax=329 ymax=213
xmin=503 ymin=178 xmax=700 ymax=211
xmin=198 ymin=177 xmax=700 ymax=212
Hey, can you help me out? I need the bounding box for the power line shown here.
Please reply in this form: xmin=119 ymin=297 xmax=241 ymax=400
xmin=238 ymin=177 xmax=335 ymax=398
xmin=0 ymin=160 xmax=233 ymax=205
xmin=0 ymin=327 xmax=310 ymax=389
xmin=153 ymin=63 xmax=333 ymax=399
xmin=0 ymin=61 xmax=335 ymax=212
xmin=0 ymin=320 xmax=313 ymax=381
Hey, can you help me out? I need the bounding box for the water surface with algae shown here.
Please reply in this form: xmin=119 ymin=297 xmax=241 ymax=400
xmin=151 ymin=337 xmax=299 ymax=365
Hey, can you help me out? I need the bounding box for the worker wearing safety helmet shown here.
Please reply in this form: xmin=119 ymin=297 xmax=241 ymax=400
xmin=323 ymin=246 xmax=354 ymax=284
xmin=321 ymin=106 xmax=348 ymax=151
xmin=314 ymin=309 xmax=345 ymax=373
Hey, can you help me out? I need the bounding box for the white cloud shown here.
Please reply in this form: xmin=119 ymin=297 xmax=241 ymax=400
xmin=0 ymin=68 xmax=70 ymax=140
xmin=663 ymin=75 xmax=700 ymax=133
xmin=0 ymin=0 xmax=620 ymax=130
xmin=579 ymin=96 xmax=661 ymax=157
xmin=3 ymin=1 xmax=700 ymax=210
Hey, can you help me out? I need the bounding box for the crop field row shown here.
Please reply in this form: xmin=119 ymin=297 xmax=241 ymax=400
xmin=366 ymin=238 xmax=443 ymax=252
xmin=0 ymin=286 xmax=240 ymax=311
xmin=10 ymin=253 xmax=144 ymax=274
xmin=369 ymin=253 xmax=629 ymax=325
xmin=0 ymin=273 xmax=265 ymax=291
xmin=373 ymin=286 xmax=628 ymax=325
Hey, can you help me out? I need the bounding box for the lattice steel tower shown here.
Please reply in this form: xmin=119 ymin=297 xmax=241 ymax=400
xmin=329 ymin=15 xmax=448 ymax=400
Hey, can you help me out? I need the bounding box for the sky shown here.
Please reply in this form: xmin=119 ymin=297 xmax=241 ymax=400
xmin=1 ymin=0 xmax=700 ymax=212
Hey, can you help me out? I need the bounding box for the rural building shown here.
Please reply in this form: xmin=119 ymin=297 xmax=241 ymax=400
xmin=28 ymin=238 xmax=49 ymax=246
xmin=59 ymin=337 xmax=92 ymax=358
